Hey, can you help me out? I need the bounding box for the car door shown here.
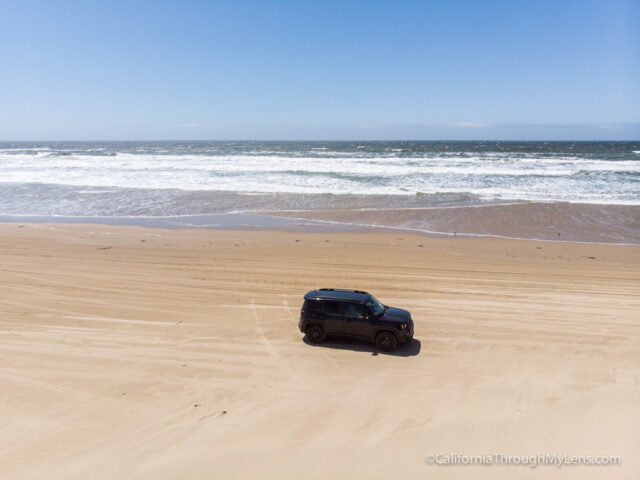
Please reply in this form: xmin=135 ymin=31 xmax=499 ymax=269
xmin=318 ymin=300 xmax=344 ymax=334
xmin=342 ymin=301 xmax=371 ymax=338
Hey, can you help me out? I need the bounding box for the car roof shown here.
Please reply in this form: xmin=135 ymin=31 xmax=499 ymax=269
xmin=304 ymin=288 xmax=370 ymax=303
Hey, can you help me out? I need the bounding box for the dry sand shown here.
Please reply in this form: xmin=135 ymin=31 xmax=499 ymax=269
xmin=1 ymin=223 xmax=639 ymax=479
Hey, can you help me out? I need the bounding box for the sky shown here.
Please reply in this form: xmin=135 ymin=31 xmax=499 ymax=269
xmin=0 ymin=0 xmax=638 ymax=140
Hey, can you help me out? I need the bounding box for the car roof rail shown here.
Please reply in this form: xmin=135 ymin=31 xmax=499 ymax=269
xmin=318 ymin=288 xmax=368 ymax=294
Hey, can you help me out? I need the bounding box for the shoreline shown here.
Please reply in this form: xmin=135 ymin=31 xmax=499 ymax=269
xmin=1 ymin=200 xmax=638 ymax=245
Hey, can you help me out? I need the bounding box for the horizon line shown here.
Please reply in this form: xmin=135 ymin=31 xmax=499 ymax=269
xmin=1 ymin=138 xmax=639 ymax=143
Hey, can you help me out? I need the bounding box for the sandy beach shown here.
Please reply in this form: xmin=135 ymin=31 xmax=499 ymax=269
xmin=1 ymin=222 xmax=639 ymax=479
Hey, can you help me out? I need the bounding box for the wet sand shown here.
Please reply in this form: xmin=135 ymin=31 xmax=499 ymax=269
xmin=266 ymin=202 xmax=640 ymax=244
xmin=1 ymin=223 xmax=639 ymax=479
xmin=2 ymin=202 xmax=638 ymax=244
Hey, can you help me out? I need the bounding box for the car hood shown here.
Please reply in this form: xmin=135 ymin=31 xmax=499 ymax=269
xmin=379 ymin=306 xmax=410 ymax=323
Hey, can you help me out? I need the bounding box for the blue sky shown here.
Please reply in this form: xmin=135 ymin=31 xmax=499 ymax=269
xmin=1 ymin=0 xmax=638 ymax=140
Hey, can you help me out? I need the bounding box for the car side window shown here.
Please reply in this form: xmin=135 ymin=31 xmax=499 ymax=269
xmin=304 ymin=300 xmax=318 ymax=312
xmin=343 ymin=302 xmax=365 ymax=319
xmin=320 ymin=301 xmax=341 ymax=315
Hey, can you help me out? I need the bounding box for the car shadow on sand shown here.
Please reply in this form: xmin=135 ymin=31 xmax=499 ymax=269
xmin=303 ymin=336 xmax=421 ymax=357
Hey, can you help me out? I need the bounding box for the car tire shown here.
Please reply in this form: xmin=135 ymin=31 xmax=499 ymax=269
xmin=306 ymin=324 xmax=326 ymax=344
xmin=375 ymin=331 xmax=398 ymax=352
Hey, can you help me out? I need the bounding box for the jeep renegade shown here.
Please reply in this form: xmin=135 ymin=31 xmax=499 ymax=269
xmin=299 ymin=289 xmax=414 ymax=352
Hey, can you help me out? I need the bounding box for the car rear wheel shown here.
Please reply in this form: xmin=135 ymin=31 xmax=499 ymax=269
xmin=306 ymin=324 xmax=326 ymax=344
xmin=375 ymin=331 xmax=398 ymax=352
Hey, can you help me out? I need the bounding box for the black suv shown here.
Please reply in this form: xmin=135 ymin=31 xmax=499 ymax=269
xmin=299 ymin=289 xmax=414 ymax=352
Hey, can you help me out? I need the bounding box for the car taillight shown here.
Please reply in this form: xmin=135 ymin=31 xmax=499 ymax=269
xmin=400 ymin=322 xmax=407 ymax=329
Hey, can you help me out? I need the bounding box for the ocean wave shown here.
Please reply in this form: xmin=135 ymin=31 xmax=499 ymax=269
xmin=1 ymin=141 xmax=639 ymax=208
xmin=573 ymin=169 xmax=640 ymax=176
xmin=6 ymin=151 xmax=639 ymax=174
xmin=47 ymin=151 xmax=117 ymax=157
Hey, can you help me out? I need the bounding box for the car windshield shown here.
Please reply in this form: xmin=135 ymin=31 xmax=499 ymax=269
xmin=365 ymin=295 xmax=385 ymax=316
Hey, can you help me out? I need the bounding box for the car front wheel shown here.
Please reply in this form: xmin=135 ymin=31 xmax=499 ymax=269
xmin=375 ymin=331 xmax=398 ymax=352
xmin=306 ymin=324 xmax=326 ymax=344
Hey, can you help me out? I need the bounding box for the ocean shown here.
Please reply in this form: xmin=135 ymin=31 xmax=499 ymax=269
xmin=1 ymin=141 xmax=639 ymax=242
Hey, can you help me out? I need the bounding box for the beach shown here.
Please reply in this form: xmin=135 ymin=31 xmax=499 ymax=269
xmin=3 ymin=0 xmax=640 ymax=477
xmin=1 ymin=222 xmax=638 ymax=479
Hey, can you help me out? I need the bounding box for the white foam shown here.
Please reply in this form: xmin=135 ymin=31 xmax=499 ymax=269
xmin=1 ymin=148 xmax=639 ymax=205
